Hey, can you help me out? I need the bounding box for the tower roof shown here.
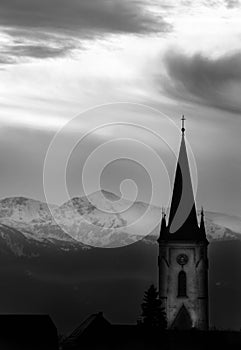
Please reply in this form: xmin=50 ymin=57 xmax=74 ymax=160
xmin=159 ymin=117 xmax=207 ymax=242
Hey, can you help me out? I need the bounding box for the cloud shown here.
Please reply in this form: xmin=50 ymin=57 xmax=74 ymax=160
xmin=0 ymin=40 xmax=76 ymax=63
xmin=224 ymin=0 xmax=240 ymax=8
xmin=0 ymin=0 xmax=169 ymax=35
xmin=0 ymin=0 xmax=171 ymax=62
xmin=161 ymin=50 xmax=241 ymax=114
xmin=188 ymin=0 xmax=240 ymax=9
xmin=0 ymin=44 xmax=74 ymax=64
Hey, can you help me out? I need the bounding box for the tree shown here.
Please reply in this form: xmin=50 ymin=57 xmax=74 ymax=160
xmin=139 ymin=284 xmax=167 ymax=329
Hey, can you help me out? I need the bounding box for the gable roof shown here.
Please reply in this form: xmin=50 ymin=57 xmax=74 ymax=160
xmin=63 ymin=312 xmax=111 ymax=347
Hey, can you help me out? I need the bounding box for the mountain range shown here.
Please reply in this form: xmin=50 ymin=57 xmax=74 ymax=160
xmin=0 ymin=190 xmax=240 ymax=255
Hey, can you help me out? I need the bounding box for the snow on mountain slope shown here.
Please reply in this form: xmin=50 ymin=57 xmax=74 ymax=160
xmin=0 ymin=197 xmax=54 ymax=222
xmin=205 ymin=211 xmax=241 ymax=235
xmin=0 ymin=197 xmax=76 ymax=244
xmin=56 ymin=194 xmax=130 ymax=247
xmin=0 ymin=223 xmax=40 ymax=257
xmin=56 ymin=191 xmax=162 ymax=247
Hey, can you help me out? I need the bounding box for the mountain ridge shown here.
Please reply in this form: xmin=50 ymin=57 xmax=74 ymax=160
xmin=0 ymin=191 xmax=239 ymax=253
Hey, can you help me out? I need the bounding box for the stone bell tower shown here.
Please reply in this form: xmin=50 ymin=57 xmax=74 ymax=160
xmin=158 ymin=117 xmax=209 ymax=330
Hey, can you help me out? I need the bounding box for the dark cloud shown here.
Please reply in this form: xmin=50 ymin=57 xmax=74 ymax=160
xmin=0 ymin=56 xmax=15 ymax=65
xmin=13 ymin=44 xmax=72 ymax=59
xmin=224 ymin=0 xmax=240 ymax=8
xmin=162 ymin=50 xmax=241 ymax=114
xmin=0 ymin=0 xmax=170 ymax=35
xmin=0 ymin=40 xmax=77 ymax=63
xmin=0 ymin=0 xmax=171 ymax=62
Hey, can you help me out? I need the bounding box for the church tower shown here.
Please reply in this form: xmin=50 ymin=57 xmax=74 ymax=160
xmin=158 ymin=117 xmax=209 ymax=330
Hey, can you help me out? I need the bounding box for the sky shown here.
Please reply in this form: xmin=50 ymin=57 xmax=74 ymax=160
xmin=0 ymin=0 xmax=241 ymax=217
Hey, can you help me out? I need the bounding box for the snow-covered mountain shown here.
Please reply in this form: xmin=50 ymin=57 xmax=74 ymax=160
xmin=0 ymin=197 xmax=76 ymax=244
xmin=0 ymin=191 xmax=239 ymax=253
xmin=203 ymin=211 xmax=241 ymax=241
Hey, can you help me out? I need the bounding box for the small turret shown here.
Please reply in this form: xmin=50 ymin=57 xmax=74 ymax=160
xmin=157 ymin=209 xmax=167 ymax=243
xmin=200 ymin=207 xmax=205 ymax=230
xmin=199 ymin=207 xmax=208 ymax=242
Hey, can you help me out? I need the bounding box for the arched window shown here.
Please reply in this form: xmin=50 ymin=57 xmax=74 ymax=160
xmin=178 ymin=271 xmax=187 ymax=297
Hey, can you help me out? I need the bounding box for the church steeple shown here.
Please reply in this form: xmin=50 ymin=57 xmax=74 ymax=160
xmin=165 ymin=117 xmax=206 ymax=241
xmin=158 ymin=117 xmax=209 ymax=330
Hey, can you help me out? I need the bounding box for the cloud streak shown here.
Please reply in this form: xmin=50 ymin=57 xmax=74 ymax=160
xmin=0 ymin=42 xmax=75 ymax=63
xmin=161 ymin=50 xmax=241 ymax=114
xmin=0 ymin=0 xmax=171 ymax=62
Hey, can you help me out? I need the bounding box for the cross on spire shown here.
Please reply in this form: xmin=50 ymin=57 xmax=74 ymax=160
xmin=181 ymin=115 xmax=186 ymax=136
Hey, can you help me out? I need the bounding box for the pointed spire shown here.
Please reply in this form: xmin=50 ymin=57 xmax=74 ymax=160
xmin=168 ymin=117 xmax=200 ymax=240
xmin=198 ymin=206 xmax=209 ymax=242
xmin=158 ymin=208 xmax=167 ymax=243
xmin=200 ymin=207 xmax=205 ymax=232
xmin=161 ymin=208 xmax=167 ymax=230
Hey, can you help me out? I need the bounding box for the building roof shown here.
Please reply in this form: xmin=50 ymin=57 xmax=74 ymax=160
xmin=63 ymin=312 xmax=111 ymax=348
xmin=0 ymin=314 xmax=58 ymax=349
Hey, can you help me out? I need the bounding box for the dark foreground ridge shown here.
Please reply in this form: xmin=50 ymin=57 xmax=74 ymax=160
xmin=0 ymin=312 xmax=240 ymax=349
xmin=61 ymin=312 xmax=241 ymax=350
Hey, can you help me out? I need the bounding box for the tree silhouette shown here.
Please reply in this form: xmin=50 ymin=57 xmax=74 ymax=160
xmin=140 ymin=284 xmax=167 ymax=329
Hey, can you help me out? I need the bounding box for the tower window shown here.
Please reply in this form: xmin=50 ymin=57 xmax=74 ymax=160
xmin=178 ymin=271 xmax=187 ymax=297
